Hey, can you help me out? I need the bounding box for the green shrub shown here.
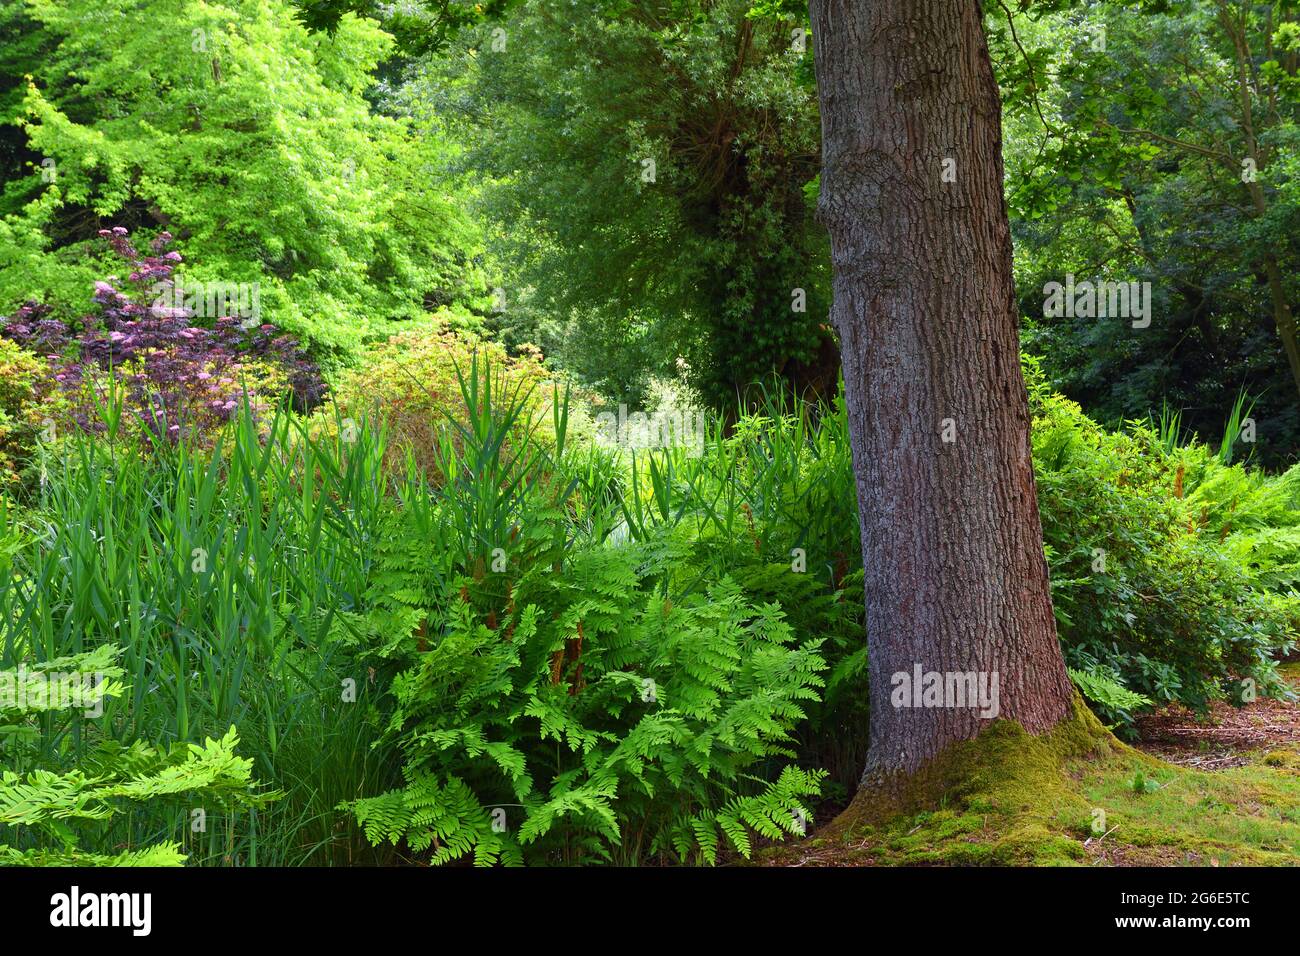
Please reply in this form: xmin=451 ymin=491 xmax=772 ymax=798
xmin=6 ymin=348 xmax=1295 ymax=865
xmin=619 ymin=365 xmax=1299 ymax=745
xmin=341 ymin=364 xmax=827 ymax=865
xmin=0 ymin=338 xmax=45 ymax=487
xmin=1 ymin=0 xmax=488 ymax=364
xmin=318 ymin=328 xmax=587 ymax=481
xmin=600 ymin=387 xmax=868 ymax=791
xmin=1027 ymin=359 xmax=1298 ymax=724
xmin=349 ymin=545 xmax=827 ymax=865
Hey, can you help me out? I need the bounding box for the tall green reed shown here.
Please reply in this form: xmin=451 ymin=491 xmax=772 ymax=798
xmin=0 ymin=398 xmax=398 ymax=864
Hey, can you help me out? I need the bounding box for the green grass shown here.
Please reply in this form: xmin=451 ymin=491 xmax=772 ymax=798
xmin=0 ymin=404 xmax=402 ymax=864
xmin=1077 ymin=754 xmax=1300 ymax=864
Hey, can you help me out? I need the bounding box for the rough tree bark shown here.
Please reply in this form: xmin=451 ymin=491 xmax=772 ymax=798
xmin=808 ymin=0 xmax=1076 ymax=787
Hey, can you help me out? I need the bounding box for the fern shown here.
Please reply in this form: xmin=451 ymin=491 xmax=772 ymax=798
xmin=334 ymin=363 xmax=829 ymax=865
xmin=345 ymin=513 xmax=828 ymax=865
xmin=1068 ymin=666 xmax=1155 ymax=735
xmin=1068 ymin=667 xmax=1155 ymax=712
xmin=0 ymin=650 xmax=275 ymax=867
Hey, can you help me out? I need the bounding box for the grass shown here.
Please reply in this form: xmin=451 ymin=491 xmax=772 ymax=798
xmin=1076 ymin=752 xmax=1300 ymax=865
xmin=0 ymin=402 xmax=403 ymax=865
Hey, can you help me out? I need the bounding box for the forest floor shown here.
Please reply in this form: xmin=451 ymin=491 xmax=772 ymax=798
xmin=764 ymin=663 xmax=1300 ymax=867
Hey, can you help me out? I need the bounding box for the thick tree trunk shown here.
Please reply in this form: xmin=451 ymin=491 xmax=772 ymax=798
xmin=809 ymin=0 xmax=1075 ymax=786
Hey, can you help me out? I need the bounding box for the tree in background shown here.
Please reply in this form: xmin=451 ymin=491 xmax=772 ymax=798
xmin=418 ymin=0 xmax=836 ymax=407
xmin=997 ymin=0 xmax=1300 ymax=463
xmin=0 ymin=0 xmax=487 ymax=368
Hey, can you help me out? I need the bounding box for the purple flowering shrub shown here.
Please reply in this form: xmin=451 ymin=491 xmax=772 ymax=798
xmin=1 ymin=228 xmax=325 ymax=447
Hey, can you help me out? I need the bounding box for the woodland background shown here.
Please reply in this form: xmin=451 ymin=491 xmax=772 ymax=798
xmin=0 ymin=0 xmax=1297 ymax=866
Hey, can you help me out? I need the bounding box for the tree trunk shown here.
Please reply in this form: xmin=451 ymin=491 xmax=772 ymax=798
xmin=1259 ymin=251 xmax=1300 ymax=398
xmin=1222 ymin=2 xmax=1300 ymax=398
xmin=809 ymin=0 xmax=1075 ymax=786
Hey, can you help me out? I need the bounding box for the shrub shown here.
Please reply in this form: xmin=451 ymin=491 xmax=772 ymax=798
xmin=7 ymin=348 xmax=1295 ymax=865
xmin=1180 ymin=447 xmax=1300 ymax=591
xmin=341 ymin=365 xmax=827 ymax=864
xmin=1 ymin=0 xmax=488 ymax=360
xmin=1027 ymin=358 xmax=1299 ymax=724
xmin=321 ymin=328 xmax=582 ymax=480
xmin=350 ymin=545 xmax=827 ymax=865
xmin=599 ymin=387 xmax=869 ymax=792
xmin=0 ymin=337 xmax=45 ymax=486
xmin=1 ymin=228 xmax=324 ymax=448
xmin=621 ymin=366 xmax=1299 ymax=744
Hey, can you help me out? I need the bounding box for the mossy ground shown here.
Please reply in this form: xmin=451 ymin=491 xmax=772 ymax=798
xmin=763 ymin=690 xmax=1300 ymax=867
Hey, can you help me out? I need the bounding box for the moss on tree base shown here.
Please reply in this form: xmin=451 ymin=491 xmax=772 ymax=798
xmin=763 ymin=696 xmax=1300 ymax=866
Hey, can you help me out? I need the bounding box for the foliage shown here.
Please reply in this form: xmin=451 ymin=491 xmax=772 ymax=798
xmin=1027 ymin=358 xmax=1300 ymax=725
xmin=598 ymin=385 xmax=868 ymax=790
xmin=1 ymin=228 xmax=324 ymax=448
xmin=0 ymin=647 xmax=273 ymax=866
xmin=614 ymin=363 xmax=1300 ymax=744
xmin=413 ymin=0 xmax=833 ymax=406
xmin=1067 ymin=666 xmax=1154 ymax=732
xmin=319 ymin=326 xmax=573 ymax=480
xmin=292 ymin=0 xmax=518 ymax=57
xmin=994 ymin=0 xmax=1300 ymax=464
xmin=0 ymin=405 xmax=399 ymax=865
xmin=0 ymin=0 xmax=488 ymax=365
xmin=341 ymin=362 xmax=828 ymax=864
xmin=1 ymin=0 xmax=1297 ymax=874
xmin=350 ymin=556 xmax=827 ymax=865
xmin=2 ymin=345 xmax=1295 ymax=865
